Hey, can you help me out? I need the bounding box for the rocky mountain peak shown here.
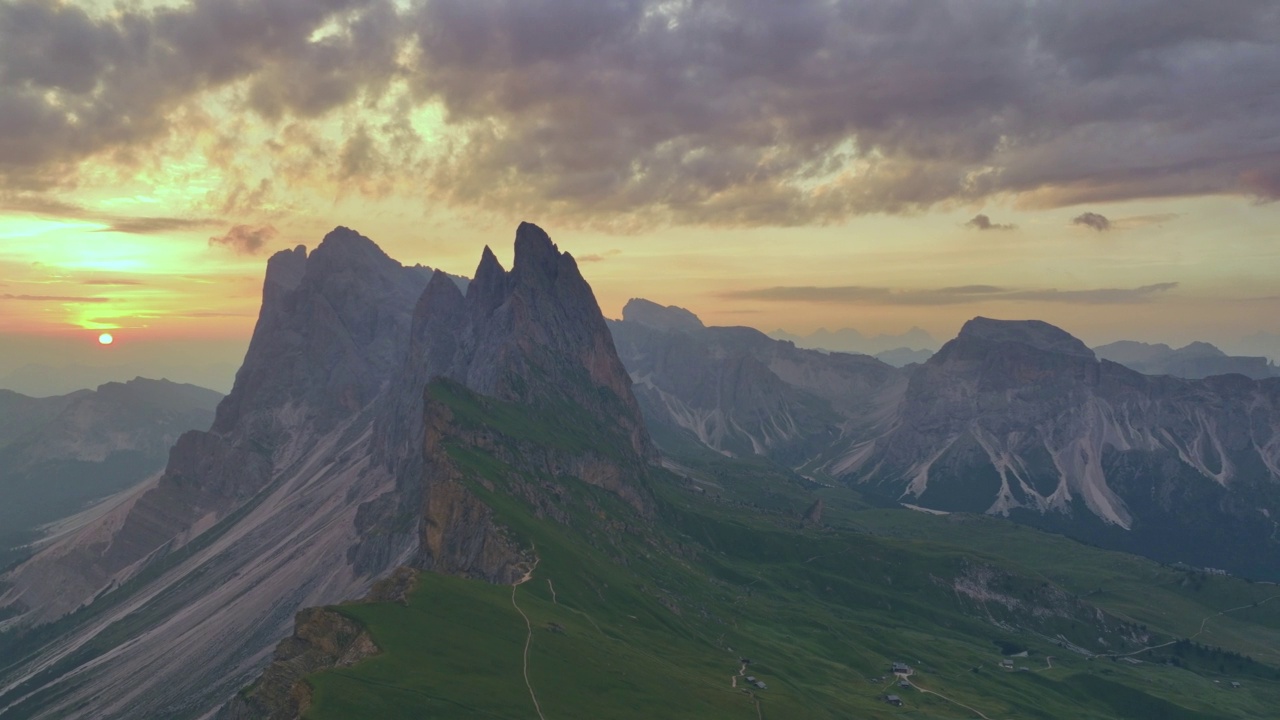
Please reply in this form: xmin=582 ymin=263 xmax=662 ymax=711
xmin=262 ymin=244 xmax=307 ymax=297
xmin=621 ymin=298 xmax=705 ymax=333
xmin=956 ymin=317 xmax=1095 ymax=359
xmin=449 ymin=223 xmax=654 ymax=460
xmin=310 ymin=226 xmax=393 ymax=266
xmin=212 ymin=226 xmax=431 ymax=437
xmin=1180 ymin=341 xmax=1227 ymax=357
xmin=475 ymin=245 xmax=506 ymax=283
xmin=512 ymin=220 xmax=562 ymax=281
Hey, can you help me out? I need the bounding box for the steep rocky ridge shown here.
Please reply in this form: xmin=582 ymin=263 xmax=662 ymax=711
xmin=0 ymin=223 xmax=656 ymax=720
xmin=224 ymin=224 xmax=657 ymax=718
xmin=843 ymin=317 xmax=1280 ymax=578
xmin=0 ymin=228 xmax=435 ymax=719
xmin=360 ymin=223 xmax=655 ymax=582
xmin=609 ymin=299 xmax=906 ymax=466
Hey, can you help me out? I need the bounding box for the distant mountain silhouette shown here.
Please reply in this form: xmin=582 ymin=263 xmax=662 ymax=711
xmin=0 ymin=362 xmax=239 ymax=396
xmin=769 ymin=325 xmax=938 ymax=355
xmin=1095 ymin=340 xmax=1279 ymax=380
xmin=0 ymin=378 xmax=221 ymax=567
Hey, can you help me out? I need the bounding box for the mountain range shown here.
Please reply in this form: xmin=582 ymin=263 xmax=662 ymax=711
xmin=768 ymin=325 xmax=939 ymax=356
xmin=1095 ymin=340 xmax=1280 ymax=380
xmin=2 ymin=226 xmax=1280 ymax=719
xmin=0 ymin=363 xmax=240 ymax=397
xmin=612 ymin=305 xmax=1280 ymax=579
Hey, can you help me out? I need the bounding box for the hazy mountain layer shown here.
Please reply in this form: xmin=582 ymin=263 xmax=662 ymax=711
xmin=0 ymin=378 xmax=221 ymax=567
xmin=769 ymin=325 xmax=938 ymax=355
xmin=1095 ymin=340 xmax=1280 ymax=380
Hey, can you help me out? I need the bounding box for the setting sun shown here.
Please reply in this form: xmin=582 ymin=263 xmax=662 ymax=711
xmin=98 ymin=333 xmax=114 ymax=345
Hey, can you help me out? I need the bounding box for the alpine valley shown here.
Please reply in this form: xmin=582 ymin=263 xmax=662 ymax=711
xmin=3 ymin=224 xmax=1280 ymax=720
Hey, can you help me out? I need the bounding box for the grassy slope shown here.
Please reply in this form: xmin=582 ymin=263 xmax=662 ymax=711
xmin=303 ymin=385 xmax=1280 ymax=719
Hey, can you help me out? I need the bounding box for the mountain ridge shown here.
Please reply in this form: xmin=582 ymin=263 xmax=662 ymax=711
xmin=0 ymin=223 xmax=656 ymax=720
xmin=613 ymin=306 xmax=1280 ymax=579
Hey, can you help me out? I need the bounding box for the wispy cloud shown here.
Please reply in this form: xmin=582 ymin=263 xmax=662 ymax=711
xmin=1072 ymin=212 xmax=1112 ymax=231
xmin=577 ymin=249 xmax=621 ymax=263
xmin=208 ymin=225 xmax=279 ymax=255
xmin=966 ymin=214 xmax=1015 ymax=231
xmin=1 ymin=293 xmax=109 ymax=303
xmin=1 ymin=194 xmax=220 ymax=235
xmin=722 ymin=282 xmax=1179 ymax=306
xmin=99 ymin=217 xmax=221 ymax=235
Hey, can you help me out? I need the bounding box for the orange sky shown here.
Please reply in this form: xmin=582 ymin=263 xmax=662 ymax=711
xmin=2 ymin=1 xmax=1279 ymax=392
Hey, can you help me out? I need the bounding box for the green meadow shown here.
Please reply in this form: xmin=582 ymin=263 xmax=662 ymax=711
xmin=304 ymin=386 xmax=1280 ymax=719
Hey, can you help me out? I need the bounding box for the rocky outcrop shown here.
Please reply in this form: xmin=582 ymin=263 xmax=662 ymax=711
xmin=217 ymin=606 xmax=378 ymax=720
xmin=803 ymin=499 xmax=824 ymax=525
xmin=415 ymin=397 xmax=529 ymax=584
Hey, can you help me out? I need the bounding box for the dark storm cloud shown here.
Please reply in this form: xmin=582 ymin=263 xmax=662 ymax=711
xmin=723 ymin=282 xmax=1177 ymax=306
xmin=2 ymin=1 xmax=1278 ymax=224
xmin=208 ymin=224 xmax=279 ymax=254
xmin=1072 ymin=212 xmax=1112 ymax=231
xmin=966 ymin=214 xmax=1014 ymax=231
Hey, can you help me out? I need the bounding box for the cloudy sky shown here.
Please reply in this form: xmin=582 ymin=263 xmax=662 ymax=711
xmin=2 ymin=0 xmax=1280 ymax=387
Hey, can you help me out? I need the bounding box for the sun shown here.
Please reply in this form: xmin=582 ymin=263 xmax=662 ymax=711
xmin=98 ymin=332 xmax=114 ymax=345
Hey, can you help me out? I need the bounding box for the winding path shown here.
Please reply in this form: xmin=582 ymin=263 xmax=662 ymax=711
xmin=512 ymin=553 xmax=546 ymax=720
xmin=1113 ymin=593 xmax=1280 ymax=659
xmin=898 ymin=670 xmax=995 ymax=720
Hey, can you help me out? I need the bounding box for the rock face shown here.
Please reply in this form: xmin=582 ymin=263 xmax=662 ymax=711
xmin=1096 ymin=340 xmax=1280 ymax=380
xmin=419 ymin=223 xmax=652 ymax=459
xmin=609 ymin=298 xmax=906 ymax=466
xmin=217 ymin=606 xmax=378 ymax=720
xmin=0 ymin=228 xmax=435 ymax=719
xmin=846 ymin=318 xmax=1280 ymax=578
xmin=367 ymin=223 xmax=655 ymax=582
xmin=224 ymin=223 xmax=657 ymax=719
